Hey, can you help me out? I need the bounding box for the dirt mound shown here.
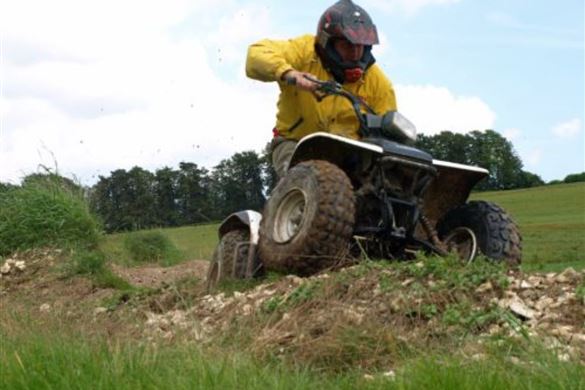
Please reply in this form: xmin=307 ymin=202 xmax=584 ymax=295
xmin=111 ymin=260 xmax=208 ymax=289
xmin=143 ymin=261 xmax=585 ymax=368
xmin=2 ymin=251 xmax=584 ymax=370
xmin=0 ymin=250 xmax=208 ymax=337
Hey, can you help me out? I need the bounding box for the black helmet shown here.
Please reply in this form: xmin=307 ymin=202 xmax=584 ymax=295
xmin=316 ymin=0 xmax=379 ymax=83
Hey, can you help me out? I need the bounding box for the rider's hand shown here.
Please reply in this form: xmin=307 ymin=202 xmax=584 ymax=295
xmin=282 ymin=70 xmax=318 ymax=92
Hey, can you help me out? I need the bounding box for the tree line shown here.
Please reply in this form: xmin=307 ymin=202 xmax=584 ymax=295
xmin=89 ymin=151 xmax=273 ymax=232
xmin=4 ymin=130 xmax=580 ymax=233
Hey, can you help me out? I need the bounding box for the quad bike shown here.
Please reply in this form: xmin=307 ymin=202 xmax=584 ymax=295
xmin=206 ymin=76 xmax=522 ymax=290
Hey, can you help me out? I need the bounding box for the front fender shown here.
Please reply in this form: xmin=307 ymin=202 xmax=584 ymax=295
xmin=289 ymin=132 xmax=382 ymax=170
xmin=218 ymin=210 xmax=262 ymax=244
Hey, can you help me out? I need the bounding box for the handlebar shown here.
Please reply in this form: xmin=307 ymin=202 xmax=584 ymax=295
xmin=285 ymin=74 xmax=376 ymax=136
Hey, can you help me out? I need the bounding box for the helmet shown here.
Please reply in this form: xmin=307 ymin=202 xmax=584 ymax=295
xmin=316 ymin=0 xmax=379 ymax=83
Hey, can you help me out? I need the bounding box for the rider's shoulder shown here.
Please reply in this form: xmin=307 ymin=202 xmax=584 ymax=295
xmin=364 ymin=64 xmax=393 ymax=87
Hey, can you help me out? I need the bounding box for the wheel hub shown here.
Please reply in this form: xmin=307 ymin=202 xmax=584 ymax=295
xmin=273 ymin=188 xmax=306 ymax=243
xmin=444 ymin=227 xmax=478 ymax=265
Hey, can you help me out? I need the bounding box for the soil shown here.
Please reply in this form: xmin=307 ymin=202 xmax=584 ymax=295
xmin=111 ymin=260 xmax=209 ymax=289
xmin=1 ymin=249 xmax=584 ymax=368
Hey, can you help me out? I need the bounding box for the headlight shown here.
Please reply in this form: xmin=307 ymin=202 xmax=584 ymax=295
xmin=381 ymin=111 xmax=417 ymax=144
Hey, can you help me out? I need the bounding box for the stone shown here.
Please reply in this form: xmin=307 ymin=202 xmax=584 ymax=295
xmin=503 ymin=297 xmax=536 ymax=320
xmin=520 ymin=280 xmax=533 ymax=289
xmin=93 ymin=307 xmax=107 ymax=315
xmin=383 ymin=370 xmax=396 ymax=379
xmin=557 ymin=268 xmax=581 ymax=283
xmin=475 ymin=281 xmax=493 ymax=294
xmin=534 ymin=296 xmax=554 ymax=311
xmin=401 ymin=278 xmax=415 ymax=287
xmin=39 ymin=303 xmax=51 ymax=313
xmin=0 ymin=263 xmax=11 ymax=274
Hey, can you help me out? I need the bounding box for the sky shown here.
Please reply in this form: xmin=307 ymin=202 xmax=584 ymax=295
xmin=1 ymin=0 xmax=583 ymax=185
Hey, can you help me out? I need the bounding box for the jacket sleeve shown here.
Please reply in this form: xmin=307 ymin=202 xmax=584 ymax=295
xmin=246 ymin=35 xmax=313 ymax=82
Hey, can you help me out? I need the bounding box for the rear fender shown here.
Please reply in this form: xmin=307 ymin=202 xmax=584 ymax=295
xmin=422 ymin=160 xmax=489 ymax=227
xmin=218 ymin=210 xmax=262 ymax=244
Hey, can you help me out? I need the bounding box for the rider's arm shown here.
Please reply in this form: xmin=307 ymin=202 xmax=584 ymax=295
xmin=246 ymin=34 xmax=314 ymax=83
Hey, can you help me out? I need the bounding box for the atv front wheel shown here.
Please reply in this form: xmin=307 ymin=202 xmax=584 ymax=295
xmin=206 ymin=230 xmax=261 ymax=292
xmin=258 ymin=160 xmax=355 ymax=276
xmin=437 ymin=201 xmax=522 ymax=266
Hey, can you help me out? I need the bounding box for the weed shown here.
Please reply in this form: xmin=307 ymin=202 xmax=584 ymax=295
xmin=65 ymin=249 xmax=131 ymax=290
xmin=123 ymin=230 xmax=181 ymax=265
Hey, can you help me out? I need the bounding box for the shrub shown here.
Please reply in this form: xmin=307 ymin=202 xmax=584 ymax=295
xmin=67 ymin=249 xmax=131 ymax=290
xmin=563 ymin=172 xmax=585 ymax=183
xmin=0 ymin=176 xmax=101 ymax=256
xmin=123 ymin=231 xmax=181 ymax=265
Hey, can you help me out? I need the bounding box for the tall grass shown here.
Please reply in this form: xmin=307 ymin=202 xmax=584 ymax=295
xmin=1 ymin=324 xmax=582 ymax=390
xmin=0 ymin=177 xmax=101 ymax=256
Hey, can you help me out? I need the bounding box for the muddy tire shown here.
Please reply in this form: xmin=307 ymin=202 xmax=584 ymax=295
xmin=437 ymin=200 xmax=522 ymax=266
xmin=258 ymin=160 xmax=355 ymax=276
xmin=206 ymin=230 xmax=256 ymax=292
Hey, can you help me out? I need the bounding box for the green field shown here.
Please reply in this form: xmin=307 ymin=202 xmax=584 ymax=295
xmin=472 ymin=182 xmax=585 ymax=271
xmin=100 ymin=223 xmax=219 ymax=265
xmin=101 ymin=182 xmax=585 ymax=271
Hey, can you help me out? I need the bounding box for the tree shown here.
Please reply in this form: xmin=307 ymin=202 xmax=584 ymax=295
xmin=516 ymin=171 xmax=545 ymax=188
xmin=261 ymin=141 xmax=278 ymax=196
xmin=211 ymin=151 xmax=266 ymax=217
xmin=125 ymin=167 xmax=157 ymax=229
xmin=416 ymin=130 xmax=527 ymax=191
xmin=467 ymin=130 xmax=523 ymax=190
xmin=564 ymin=172 xmax=585 ymax=183
xmin=90 ymin=168 xmax=156 ymax=232
xmin=153 ymin=167 xmax=180 ymax=226
xmin=176 ymin=162 xmax=212 ymax=224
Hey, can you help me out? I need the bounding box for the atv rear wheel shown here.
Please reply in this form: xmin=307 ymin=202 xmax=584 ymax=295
xmin=206 ymin=229 xmax=258 ymax=292
xmin=258 ymin=160 xmax=355 ymax=276
xmin=437 ymin=201 xmax=522 ymax=266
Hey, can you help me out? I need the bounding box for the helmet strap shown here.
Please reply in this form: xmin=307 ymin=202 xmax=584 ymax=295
xmin=344 ymin=68 xmax=363 ymax=83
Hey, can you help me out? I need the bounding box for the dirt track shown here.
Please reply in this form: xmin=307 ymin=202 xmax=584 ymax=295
xmin=1 ymin=249 xmax=584 ymax=367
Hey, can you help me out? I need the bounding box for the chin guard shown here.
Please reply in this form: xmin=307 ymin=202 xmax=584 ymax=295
xmin=344 ymin=67 xmax=363 ymax=83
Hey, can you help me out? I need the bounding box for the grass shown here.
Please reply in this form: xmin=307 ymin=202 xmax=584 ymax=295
xmin=1 ymin=316 xmax=583 ymax=390
xmin=472 ymin=182 xmax=585 ymax=271
xmin=65 ymin=249 xmax=132 ymax=290
xmin=123 ymin=231 xmax=183 ymax=266
xmin=2 ymin=177 xmax=583 ymax=388
xmin=0 ymin=176 xmax=101 ymax=256
xmin=100 ymin=224 xmax=218 ymax=266
xmin=97 ymin=183 xmax=584 ymax=272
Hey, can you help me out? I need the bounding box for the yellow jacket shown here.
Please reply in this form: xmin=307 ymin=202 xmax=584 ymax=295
xmin=246 ymin=34 xmax=397 ymax=141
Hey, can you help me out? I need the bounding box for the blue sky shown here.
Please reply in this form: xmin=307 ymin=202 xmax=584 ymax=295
xmin=1 ymin=0 xmax=583 ymax=184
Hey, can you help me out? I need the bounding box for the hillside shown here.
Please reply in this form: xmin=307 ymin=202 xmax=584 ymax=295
xmin=1 ymin=182 xmax=584 ymax=388
xmin=472 ymin=182 xmax=585 ymax=270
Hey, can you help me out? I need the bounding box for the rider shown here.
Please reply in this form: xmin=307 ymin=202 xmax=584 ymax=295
xmin=246 ymin=0 xmax=397 ymax=178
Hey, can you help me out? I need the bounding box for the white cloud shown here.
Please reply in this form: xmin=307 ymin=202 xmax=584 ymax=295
xmin=551 ymin=118 xmax=582 ymax=139
xmin=503 ymin=128 xmax=522 ymax=141
xmin=395 ymin=85 xmax=496 ymax=135
xmin=524 ymin=148 xmax=543 ymax=167
xmin=0 ymin=0 xmax=279 ymax=185
xmin=364 ymin=0 xmax=462 ymax=15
